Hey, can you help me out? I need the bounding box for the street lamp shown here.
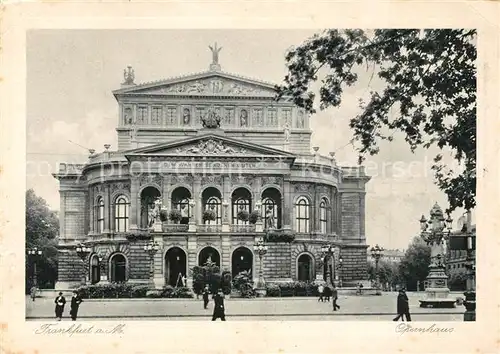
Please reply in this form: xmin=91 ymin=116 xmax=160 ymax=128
xmin=321 ymin=244 xmax=336 ymax=287
xmin=462 ymin=210 xmax=476 ymax=321
xmin=76 ymin=243 xmax=92 ymax=285
xmin=418 ymin=203 xmax=455 ymax=308
xmin=335 ymin=256 xmax=343 ymax=287
xmin=253 ymin=236 xmax=268 ymax=296
xmin=27 ymin=247 xmax=43 ymax=287
xmin=370 ymin=244 xmax=384 ymax=295
xmin=144 ymin=240 xmax=160 ymax=289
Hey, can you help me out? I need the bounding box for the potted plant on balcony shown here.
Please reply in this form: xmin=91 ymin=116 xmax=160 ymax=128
xmin=237 ymin=209 xmax=250 ymax=222
xmin=169 ymin=209 xmax=182 ymax=224
xmin=202 ymin=209 xmax=216 ymax=223
xmin=248 ymin=210 xmax=260 ymax=224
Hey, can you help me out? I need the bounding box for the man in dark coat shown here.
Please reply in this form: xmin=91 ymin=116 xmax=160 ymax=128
xmin=323 ymin=286 xmax=331 ymax=302
xmin=70 ymin=291 xmax=83 ymax=321
xmin=332 ymin=286 xmax=340 ymax=311
xmin=393 ymin=288 xmax=411 ymax=321
xmin=212 ymin=288 xmax=226 ymax=321
xmin=54 ymin=292 xmax=66 ymax=321
xmin=202 ymin=285 xmax=210 ymax=309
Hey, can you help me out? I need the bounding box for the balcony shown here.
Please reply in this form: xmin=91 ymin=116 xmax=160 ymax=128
xmin=161 ymin=223 xmax=189 ymax=232
xmin=197 ymin=224 xmax=223 ymax=233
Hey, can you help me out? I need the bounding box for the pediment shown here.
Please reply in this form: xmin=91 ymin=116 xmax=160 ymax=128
xmin=114 ymin=72 xmax=277 ymax=97
xmin=124 ymin=134 xmax=296 ymax=158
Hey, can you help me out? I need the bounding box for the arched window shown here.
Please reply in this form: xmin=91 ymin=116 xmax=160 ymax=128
xmin=295 ymin=196 xmax=310 ymax=233
xmin=94 ymin=197 xmax=104 ymax=233
xmin=319 ymin=198 xmax=328 ymax=234
xmin=205 ymin=196 xmax=222 ymax=225
xmin=90 ymin=254 xmax=100 ymax=284
xmin=232 ymin=188 xmax=252 ymax=225
xmin=261 ymin=188 xmax=282 ymax=229
xmin=171 ymin=187 xmax=192 ymax=224
xmin=114 ymin=195 xmax=130 ymax=232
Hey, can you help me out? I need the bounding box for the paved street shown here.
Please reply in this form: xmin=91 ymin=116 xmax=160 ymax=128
xmin=26 ymin=292 xmax=464 ymax=321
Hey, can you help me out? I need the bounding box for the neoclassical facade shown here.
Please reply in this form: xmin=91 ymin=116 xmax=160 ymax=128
xmin=54 ymin=50 xmax=370 ymax=289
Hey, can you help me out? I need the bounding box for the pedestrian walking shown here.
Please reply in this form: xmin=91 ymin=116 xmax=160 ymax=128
xmin=323 ymin=285 xmax=331 ymax=302
xmin=393 ymin=288 xmax=411 ymax=321
xmin=202 ymin=285 xmax=210 ymax=309
xmin=317 ymin=284 xmax=325 ymax=302
xmin=211 ymin=288 xmax=226 ymax=321
xmin=332 ymin=286 xmax=340 ymax=311
xmin=54 ymin=292 xmax=66 ymax=321
xmin=70 ymin=290 xmax=83 ymax=321
xmin=30 ymin=286 xmax=38 ymax=302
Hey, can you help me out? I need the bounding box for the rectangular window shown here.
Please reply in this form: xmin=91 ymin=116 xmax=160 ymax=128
xmin=252 ymin=109 xmax=264 ymax=127
xmin=267 ymin=109 xmax=278 ymax=127
xmin=167 ymin=107 xmax=177 ymax=125
xmin=281 ymin=109 xmax=292 ymax=126
xmin=151 ymin=107 xmax=162 ymax=125
xmin=136 ymin=106 xmax=148 ymax=124
xmin=195 ymin=107 xmax=205 ymax=125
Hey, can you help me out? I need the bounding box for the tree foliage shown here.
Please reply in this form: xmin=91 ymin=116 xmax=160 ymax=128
xmin=277 ymin=29 xmax=476 ymax=212
xmin=398 ymin=236 xmax=431 ymax=290
xmin=367 ymin=259 xmax=402 ymax=290
xmin=25 ymin=189 xmax=59 ymax=290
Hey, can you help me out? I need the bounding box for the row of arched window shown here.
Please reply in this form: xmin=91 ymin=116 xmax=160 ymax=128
xmin=92 ymin=189 xmax=332 ymax=234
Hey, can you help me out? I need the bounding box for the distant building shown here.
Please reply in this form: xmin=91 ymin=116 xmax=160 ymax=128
xmin=447 ymin=224 xmax=476 ymax=272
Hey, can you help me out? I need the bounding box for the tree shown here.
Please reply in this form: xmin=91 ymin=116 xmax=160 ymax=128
xmin=367 ymin=259 xmax=402 ymax=291
xmin=25 ymin=189 xmax=59 ymax=290
xmin=448 ymin=267 xmax=468 ymax=291
xmin=398 ymin=236 xmax=431 ymax=291
xmin=277 ymin=29 xmax=476 ymax=212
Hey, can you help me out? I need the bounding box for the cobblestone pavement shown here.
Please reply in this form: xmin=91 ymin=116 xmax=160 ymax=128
xmin=26 ymin=292 xmax=464 ymax=321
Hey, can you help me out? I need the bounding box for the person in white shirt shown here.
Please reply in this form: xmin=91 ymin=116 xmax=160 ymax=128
xmin=317 ymin=284 xmax=325 ymax=302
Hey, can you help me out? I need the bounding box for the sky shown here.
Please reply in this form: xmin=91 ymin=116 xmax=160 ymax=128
xmin=26 ymin=29 xmax=469 ymax=250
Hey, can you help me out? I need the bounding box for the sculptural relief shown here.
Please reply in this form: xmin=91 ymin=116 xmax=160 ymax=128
xmin=159 ymin=79 xmax=272 ymax=96
xmin=175 ymin=139 xmax=247 ymax=155
xmin=240 ymin=109 xmax=248 ymax=127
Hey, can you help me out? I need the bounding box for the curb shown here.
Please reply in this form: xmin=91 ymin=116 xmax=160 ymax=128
xmin=26 ymin=311 xmax=464 ymax=319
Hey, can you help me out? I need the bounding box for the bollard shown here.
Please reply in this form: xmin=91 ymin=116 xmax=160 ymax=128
xmin=463 ymin=290 xmax=476 ymax=321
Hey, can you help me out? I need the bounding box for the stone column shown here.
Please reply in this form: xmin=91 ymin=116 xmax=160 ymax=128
xmin=187 ymin=234 xmax=198 ymax=287
xmin=336 ymin=191 xmax=343 ymax=239
xmin=163 ymin=175 xmax=171 ymax=209
xmin=252 ymin=176 xmax=262 ymax=208
xmin=221 ymin=234 xmax=231 ymax=272
xmin=193 ymin=175 xmax=202 ymax=225
xmin=103 ymin=184 xmax=111 ymax=234
xmin=359 ymin=192 xmax=366 ymax=244
xmin=153 ymin=235 xmax=165 ymax=289
xmin=129 ymin=178 xmax=139 ymax=231
xmin=283 ymin=180 xmax=292 ymax=230
xmin=312 ymin=185 xmax=319 ymax=232
xmin=88 ymin=187 xmax=94 ymax=234
xmin=222 ymin=175 xmax=231 ymax=231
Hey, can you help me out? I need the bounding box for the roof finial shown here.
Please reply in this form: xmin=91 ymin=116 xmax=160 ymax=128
xmin=209 ymin=42 xmax=222 ymax=71
xmin=122 ymin=66 xmax=136 ymax=86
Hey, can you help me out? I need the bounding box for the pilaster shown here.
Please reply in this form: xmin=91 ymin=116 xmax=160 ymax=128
xmin=222 ymin=175 xmax=231 ymax=227
xmin=359 ymin=192 xmax=366 ymax=244
xmin=60 ymin=191 xmax=66 ymax=239
xmin=153 ymin=235 xmax=165 ymax=289
xmin=187 ymin=234 xmax=198 ymax=285
xmin=253 ymin=176 xmax=262 ymax=206
xmin=130 ymin=178 xmax=139 ymax=231
xmin=193 ymin=175 xmax=202 ymax=225
xmin=283 ymin=179 xmax=292 ymax=229
xmin=221 ymin=234 xmax=231 ymax=272
xmin=103 ymin=184 xmax=111 ymax=234
xmin=88 ymin=187 xmax=94 ymax=234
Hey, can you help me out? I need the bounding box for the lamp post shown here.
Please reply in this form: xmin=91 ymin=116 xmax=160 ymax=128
xmin=27 ymin=247 xmax=43 ymax=287
xmin=75 ymin=243 xmax=92 ymax=285
xmin=253 ymin=236 xmax=268 ymax=296
xmin=334 ymin=255 xmax=343 ymax=287
xmin=462 ymin=210 xmax=476 ymax=321
xmin=321 ymin=244 xmax=336 ymax=287
xmin=144 ymin=240 xmax=160 ymax=289
xmin=418 ymin=203 xmax=455 ymax=308
xmin=370 ymin=244 xmax=384 ymax=295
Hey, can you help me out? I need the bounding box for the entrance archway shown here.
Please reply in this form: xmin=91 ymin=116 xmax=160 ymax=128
xmin=110 ymin=254 xmax=127 ymax=282
xmin=297 ymin=254 xmax=314 ymax=281
xmin=165 ymin=247 xmax=187 ymax=286
xmin=90 ymin=254 xmax=100 ymax=284
xmin=231 ymin=247 xmax=253 ymax=278
xmin=198 ymin=246 xmax=220 ymax=267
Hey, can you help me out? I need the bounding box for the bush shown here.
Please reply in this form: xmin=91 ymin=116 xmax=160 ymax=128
xmin=77 ymin=283 xmax=150 ymax=299
xmin=203 ymin=209 xmax=216 ymax=222
xmin=169 ymin=209 xmax=182 ymax=223
xmin=159 ymin=209 xmax=169 ymax=222
xmin=169 ymin=287 xmax=194 ymax=298
xmin=237 ymin=209 xmax=250 ymax=222
xmin=233 ymin=270 xmax=255 ymax=298
xmin=248 ymin=210 xmax=260 ymax=224
xmin=265 ymin=283 xmax=281 ymax=297
xmin=221 ymin=271 xmax=232 ymax=295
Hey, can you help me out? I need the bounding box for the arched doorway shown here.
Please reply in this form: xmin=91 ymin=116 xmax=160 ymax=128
xmin=171 ymin=187 xmax=192 ymax=224
xmin=110 ymin=254 xmax=127 ymax=282
xmin=231 ymin=247 xmax=253 ymax=278
xmin=140 ymin=186 xmax=161 ymax=228
xmin=198 ymin=246 xmax=220 ymax=267
xmin=165 ymin=247 xmax=187 ymax=287
xmin=90 ymin=254 xmax=100 ymax=284
xmin=297 ymin=254 xmax=314 ymax=281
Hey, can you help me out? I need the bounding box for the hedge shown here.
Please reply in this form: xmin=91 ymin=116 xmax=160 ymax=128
xmin=77 ymin=283 xmax=194 ymax=299
xmin=265 ymin=281 xmax=319 ymax=297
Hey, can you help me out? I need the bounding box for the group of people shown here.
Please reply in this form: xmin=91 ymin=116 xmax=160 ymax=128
xmin=54 ymin=291 xmax=83 ymax=321
xmin=317 ymin=284 xmax=340 ymax=311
